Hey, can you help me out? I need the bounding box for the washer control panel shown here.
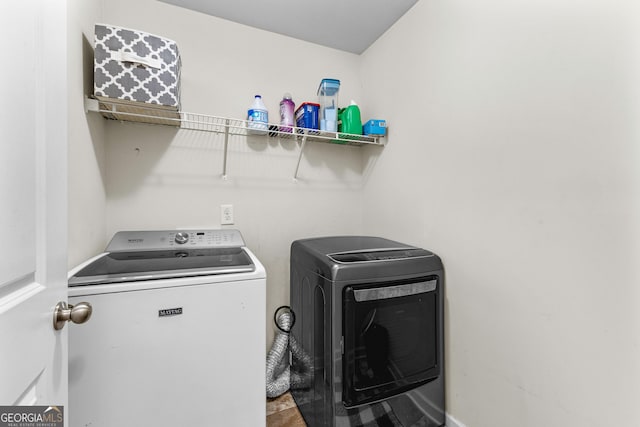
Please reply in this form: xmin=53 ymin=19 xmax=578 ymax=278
xmin=106 ymin=229 xmax=246 ymax=252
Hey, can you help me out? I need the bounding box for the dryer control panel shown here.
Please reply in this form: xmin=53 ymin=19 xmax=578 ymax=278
xmin=106 ymin=229 xmax=246 ymax=252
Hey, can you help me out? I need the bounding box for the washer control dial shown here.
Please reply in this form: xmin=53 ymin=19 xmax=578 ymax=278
xmin=174 ymin=232 xmax=189 ymax=244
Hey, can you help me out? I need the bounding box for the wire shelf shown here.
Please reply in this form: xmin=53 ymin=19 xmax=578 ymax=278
xmin=86 ymin=97 xmax=384 ymax=147
xmin=84 ymin=96 xmax=385 ymax=179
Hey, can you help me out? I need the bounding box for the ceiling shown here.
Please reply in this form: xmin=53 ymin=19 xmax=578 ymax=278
xmin=158 ymin=0 xmax=418 ymax=54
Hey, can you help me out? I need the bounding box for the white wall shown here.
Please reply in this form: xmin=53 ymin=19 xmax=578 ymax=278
xmin=361 ymin=0 xmax=640 ymax=426
xmin=67 ymin=0 xmax=107 ymax=269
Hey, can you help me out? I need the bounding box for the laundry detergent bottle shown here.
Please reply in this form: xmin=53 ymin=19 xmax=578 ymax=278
xmin=279 ymin=93 xmax=295 ymax=133
xmin=338 ymin=100 xmax=362 ymax=137
xmin=247 ymin=95 xmax=268 ymax=135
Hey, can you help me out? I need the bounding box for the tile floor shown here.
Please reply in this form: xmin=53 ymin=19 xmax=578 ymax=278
xmin=266 ymin=392 xmax=306 ymax=426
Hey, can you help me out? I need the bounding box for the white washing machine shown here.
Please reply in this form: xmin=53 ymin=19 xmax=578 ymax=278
xmin=67 ymin=229 xmax=266 ymax=427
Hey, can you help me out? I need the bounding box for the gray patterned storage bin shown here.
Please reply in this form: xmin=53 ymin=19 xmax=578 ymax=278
xmin=93 ymin=24 xmax=181 ymax=125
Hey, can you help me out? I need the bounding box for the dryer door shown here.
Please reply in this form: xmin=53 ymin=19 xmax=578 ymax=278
xmin=342 ymin=277 xmax=440 ymax=408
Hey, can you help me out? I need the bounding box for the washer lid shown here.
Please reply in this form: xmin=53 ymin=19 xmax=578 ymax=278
xmin=69 ymin=247 xmax=255 ymax=287
xmin=69 ymin=229 xmax=255 ymax=287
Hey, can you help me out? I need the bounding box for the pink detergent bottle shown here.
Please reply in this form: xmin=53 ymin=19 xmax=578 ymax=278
xmin=279 ymin=93 xmax=295 ymax=133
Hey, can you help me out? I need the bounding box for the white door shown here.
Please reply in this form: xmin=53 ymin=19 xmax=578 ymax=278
xmin=0 ymin=0 xmax=69 ymax=413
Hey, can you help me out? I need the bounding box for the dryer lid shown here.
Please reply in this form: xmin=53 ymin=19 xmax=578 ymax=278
xmin=328 ymin=248 xmax=431 ymax=263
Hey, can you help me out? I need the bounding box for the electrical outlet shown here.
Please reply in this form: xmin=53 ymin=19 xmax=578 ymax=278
xmin=221 ymin=204 xmax=234 ymax=225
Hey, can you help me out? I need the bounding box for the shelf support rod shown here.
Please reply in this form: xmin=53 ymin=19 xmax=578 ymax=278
xmin=84 ymin=96 xmax=99 ymax=113
xmin=222 ymin=118 xmax=230 ymax=179
xmin=293 ymin=131 xmax=308 ymax=180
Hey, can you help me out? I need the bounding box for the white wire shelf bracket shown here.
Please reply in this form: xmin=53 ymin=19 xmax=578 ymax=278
xmin=85 ymin=96 xmax=386 ymax=179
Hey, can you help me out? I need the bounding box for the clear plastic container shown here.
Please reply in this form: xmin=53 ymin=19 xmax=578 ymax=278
xmin=317 ymin=79 xmax=340 ymax=132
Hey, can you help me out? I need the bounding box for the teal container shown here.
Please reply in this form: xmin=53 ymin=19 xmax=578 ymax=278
xmin=363 ymin=119 xmax=387 ymax=136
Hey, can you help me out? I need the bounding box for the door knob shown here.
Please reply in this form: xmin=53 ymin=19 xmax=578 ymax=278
xmin=53 ymin=301 xmax=92 ymax=330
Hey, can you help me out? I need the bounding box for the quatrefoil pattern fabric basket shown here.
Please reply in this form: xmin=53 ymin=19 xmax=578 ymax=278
xmin=94 ymin=24 xmax=181 ymax=109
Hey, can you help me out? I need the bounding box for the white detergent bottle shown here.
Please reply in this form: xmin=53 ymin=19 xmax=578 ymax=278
xmin=247 ymin=94 xmax=268 ymax=135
